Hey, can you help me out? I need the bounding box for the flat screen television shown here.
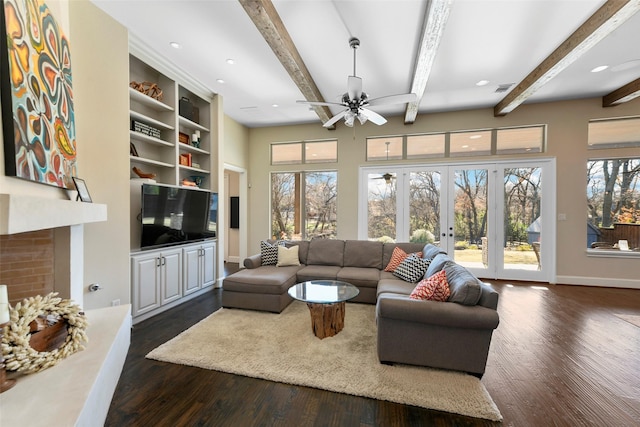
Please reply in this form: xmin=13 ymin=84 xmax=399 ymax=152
xmin=140 ymin=183 xmax=217 ymax=250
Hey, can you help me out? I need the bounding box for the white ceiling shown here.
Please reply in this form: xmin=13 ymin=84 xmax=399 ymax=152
xmin=91 ymin=0 xmax=640 ymax=128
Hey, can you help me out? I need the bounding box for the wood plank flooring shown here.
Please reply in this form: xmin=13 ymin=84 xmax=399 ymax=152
xmin=106 ymin=264 xmax=640 ymax=426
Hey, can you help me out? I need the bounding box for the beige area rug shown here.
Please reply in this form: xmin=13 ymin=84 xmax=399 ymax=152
xmin=146 ymin=301 xmax=502 ymax=421
xmin=615 ymin=313 xmax=640 ymax=328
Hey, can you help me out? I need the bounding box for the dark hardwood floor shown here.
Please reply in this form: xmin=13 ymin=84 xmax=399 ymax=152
xmin=106 ymin=263 xmax=640 ymax=426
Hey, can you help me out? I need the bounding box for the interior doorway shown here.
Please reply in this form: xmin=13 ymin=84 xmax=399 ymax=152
xmin=223 ymin=165 xmax=247 ymax=265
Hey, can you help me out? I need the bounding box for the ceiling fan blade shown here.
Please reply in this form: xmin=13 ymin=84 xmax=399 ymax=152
xmin=323 ymin=110 xmax=348 ymax=128
xmin=366 ymin=93 xmax=417 ymax=107
xmin=348 ymin=76 xmax=362 ymax=101
xmin=360 ymin=108 xmax=387 ymax=126
xmin=297 ymin=100 xmax=345 ymax=107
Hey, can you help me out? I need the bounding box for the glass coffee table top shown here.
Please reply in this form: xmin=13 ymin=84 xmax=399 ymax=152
xmin=287 ymin=280 xmax=359 ymax=304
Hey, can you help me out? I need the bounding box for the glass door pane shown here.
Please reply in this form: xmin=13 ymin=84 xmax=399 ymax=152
xmin=452 ymin=168 xmax=488 ymax=270
xmin=366 ymin=171 xmax=397 ymax=241
xmin=409 ymin=170 xmax=442 ymax=246
xmin=503 ymin=167 xmax=542 ymax=271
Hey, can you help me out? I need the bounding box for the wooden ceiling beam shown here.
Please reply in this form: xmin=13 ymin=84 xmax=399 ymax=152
xmin=404 ymin=0 xmax=452 ymax=124
xmin=238 ymin=0 xmax=334 ymax=127
xmin=494 ymin=0 xmax=640 ymax=117
xmin=603 ymin=77 xmax=640 ymax=106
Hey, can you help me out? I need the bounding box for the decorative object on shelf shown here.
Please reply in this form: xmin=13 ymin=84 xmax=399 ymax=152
xmin=179 ymin=97 xmax=200 ymax=123
xmin=0 ymin=0 xmax=77 ymax=189
xmin=132 ymin=166 xmax=156 ymax=180
xmin=191 ymin=162 xmax=201 ymax=169
xmin=130 ymin=142 xmax=139 ymax=157
xmin=191 ymin=130 xmax=201 ymax=148
xmin=179 ymin=153 xmax=192 ymax=167
xmin=182 ymin=178 xmax=197 ymax=187
xmin=179 ymin=132 xmax=190 ymax=145
xmin=131 ymin=120 xmax=161 ymax=139
xmin=129 ymin=80 xmax=163 ymax=101
xmin=72 ymin=177 xmax=92 ymax=203
xmin=1 ymin=292 xmax=88 ymax=374
xmin=190 ymin=175 xmax=204 ymax=187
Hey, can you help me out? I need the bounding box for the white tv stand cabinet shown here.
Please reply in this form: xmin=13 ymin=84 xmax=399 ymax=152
xmin=130 ymin=239 xmax=216 ymax=324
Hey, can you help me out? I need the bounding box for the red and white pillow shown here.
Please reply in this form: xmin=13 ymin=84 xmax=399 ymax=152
xmin=384 ymin=247 xmax=423 ymax=272
xmin=410 ymin=270 xmax=450 ymax=301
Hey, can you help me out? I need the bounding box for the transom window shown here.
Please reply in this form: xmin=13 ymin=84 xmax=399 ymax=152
xmin=588 ymin=117 xmax=640 ymax=149
xmin=271 ymin=140 xmax=337 ymax=165
xmin=366 ymin=125 xmax=545 ymax=161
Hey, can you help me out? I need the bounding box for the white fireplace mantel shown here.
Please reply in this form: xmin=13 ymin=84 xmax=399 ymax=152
xmin=0 ymin=193 xmax=107 ymax=235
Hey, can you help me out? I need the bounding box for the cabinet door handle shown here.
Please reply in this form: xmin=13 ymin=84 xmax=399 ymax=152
xmin=161 ymin=256 xmax=166 ymax=266
xmin=156 ymin=257 xmax=161 ymax=267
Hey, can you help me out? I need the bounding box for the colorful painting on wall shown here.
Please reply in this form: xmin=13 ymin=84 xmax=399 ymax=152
xmin=0 ymin=0 xmax=77 ymax=188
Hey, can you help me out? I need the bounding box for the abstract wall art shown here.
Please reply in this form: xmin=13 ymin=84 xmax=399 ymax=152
xmin=0 ymin=0 xmax=76 ymax=188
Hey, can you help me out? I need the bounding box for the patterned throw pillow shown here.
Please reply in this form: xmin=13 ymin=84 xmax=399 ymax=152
xmin=393 ymin=254 xmax=431 ymax=283
xmin=260 ymin=240 xmax=283 ymax=265
xmin=410 ymin=270 xmax=451 ymax=301
xmin=384 ymin=247 xmax=423 ymax=272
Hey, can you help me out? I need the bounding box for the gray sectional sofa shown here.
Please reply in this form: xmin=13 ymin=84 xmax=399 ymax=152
xmin=222 ymin=239 xmax=500 ymax=376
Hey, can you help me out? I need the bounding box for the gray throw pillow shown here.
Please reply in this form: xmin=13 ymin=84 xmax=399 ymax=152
xmin=443 ymin=261 xmax=482 ymax=306
xmin=422 ymin=243 xmax=446 ymax=260
xmin=424 ymin=253 xmax=452 ymax=278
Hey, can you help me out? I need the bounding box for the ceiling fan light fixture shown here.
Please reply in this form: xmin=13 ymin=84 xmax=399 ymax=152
xmin=344 ymin=111 xmax=356 ymax=127
xmin=357 ymin=114 xmax=368 ymax=125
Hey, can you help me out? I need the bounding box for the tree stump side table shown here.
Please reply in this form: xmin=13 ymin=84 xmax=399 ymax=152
xmin=287 ymin=280 xmax=359 ymax=340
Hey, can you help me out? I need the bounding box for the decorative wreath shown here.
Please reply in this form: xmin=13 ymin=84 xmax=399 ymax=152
xmin=1 ymin=293 xmax=88 ymax=374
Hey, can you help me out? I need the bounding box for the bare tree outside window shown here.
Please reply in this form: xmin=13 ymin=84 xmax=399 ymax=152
xmin=271 ymin=171 xmax=337 ymax=240
xmin=587 ymin=159 xmax=640 ymax=249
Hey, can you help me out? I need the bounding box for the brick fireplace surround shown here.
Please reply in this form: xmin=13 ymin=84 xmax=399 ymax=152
xmin=0 ymin=230 xmax=55 ymax=304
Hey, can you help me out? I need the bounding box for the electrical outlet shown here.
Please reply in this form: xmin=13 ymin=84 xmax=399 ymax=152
xmin=111 ymin=299 xmax=120 ymax=306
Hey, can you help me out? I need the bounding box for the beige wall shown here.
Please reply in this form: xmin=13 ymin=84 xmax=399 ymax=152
xmin=224 ymin=114 xmax=250 ymax=169
xmin=70 ymin=0 xmax=130 ymax=309
xmin=248 ymin=97 xmax=640 ymax=288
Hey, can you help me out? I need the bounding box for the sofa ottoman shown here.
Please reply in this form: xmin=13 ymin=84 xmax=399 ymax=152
xmin=222 ymin=265 xmax=301 ymax=312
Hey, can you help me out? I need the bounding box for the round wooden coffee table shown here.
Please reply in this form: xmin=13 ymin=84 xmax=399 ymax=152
xmin=287 ymin=280 xmax=359 ymax=339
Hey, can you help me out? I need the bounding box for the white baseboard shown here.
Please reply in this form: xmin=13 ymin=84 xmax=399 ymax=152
xmin=556 ymin=275 xmax=640 ymax=290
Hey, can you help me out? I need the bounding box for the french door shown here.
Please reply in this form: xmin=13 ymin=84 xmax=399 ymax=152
xmin=359 ymin=160 xmax=555 ymax=282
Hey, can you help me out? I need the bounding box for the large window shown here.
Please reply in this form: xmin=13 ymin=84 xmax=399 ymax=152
xmin=587 ymin=158 xmax=640 ymax=250
xmin=271 ymin=171 xmax=337 ymax=240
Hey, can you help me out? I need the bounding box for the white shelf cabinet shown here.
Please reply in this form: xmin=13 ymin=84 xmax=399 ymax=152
xmin=183 ymin=241 xmax=216 ymax=296
xmin=130 ymin=247 xmax=182 ymax=318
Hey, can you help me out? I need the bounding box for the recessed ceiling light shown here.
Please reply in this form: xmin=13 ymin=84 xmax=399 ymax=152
xmin=591 ymin=65 xmax=608 ymax=73
xmin=216 ymin=79 xmax=225 ymax=84
xmin=476 ymin=80 xmax=490 ymax=86
xmin=226 ymin=58 xmax=235 ymax=65
xmin=272 ymin=104 xmax=279 ymax=108
xmin=169 ymin=42 xmax=181 ymax=49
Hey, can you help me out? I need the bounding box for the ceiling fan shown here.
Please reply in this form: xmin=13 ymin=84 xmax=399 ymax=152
xmin=373 ymin=172 xmax=395 ymax=185
xmin=298 ymin=37 xmax=417 ymax=128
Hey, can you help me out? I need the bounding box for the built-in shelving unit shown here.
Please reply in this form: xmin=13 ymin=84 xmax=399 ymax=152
xmin=128 ymin=54 xmax=215 ymax=190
